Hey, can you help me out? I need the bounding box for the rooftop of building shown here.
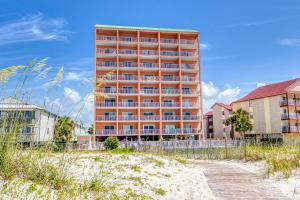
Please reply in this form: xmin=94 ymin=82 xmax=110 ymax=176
xmin=95 ymin=24 xmax=198 ymax=33
xmin=204 ymin=111 xmax=213 ymax=118
xmin=233 ymin=78 xmax=300 ymax=103
xmin=211 ymin=102 xmax=232 ymax=111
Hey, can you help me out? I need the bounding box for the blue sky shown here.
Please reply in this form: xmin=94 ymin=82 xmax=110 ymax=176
xmin=0 ymin=0 xmax=300 ymax=125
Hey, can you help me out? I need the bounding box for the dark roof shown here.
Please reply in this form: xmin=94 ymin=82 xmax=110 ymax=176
xmin=233 ymin=78 xmax=300 ymax=103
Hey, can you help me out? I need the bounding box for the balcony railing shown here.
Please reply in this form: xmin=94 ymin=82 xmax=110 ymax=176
xmin=140 ymin=63 xmax=159 ymax=68
xmin=162 ymin=89 xmax=181 ymax=94
xmin=182 ymin=115 xmax=200 ymax=120
xmin=96 ymin=102 xmax=116 ymax=107
xmin=96 ymin=115 xmax=116 ymax=121
xmin=140 ymin=50 xmax=158 ymax=56
xmin=181 ymin=76 xmax=197 ymax=82
xmin=118 ymin=116 xmax=138 ymax=121
xmin=161 ymin=63 xmax=179 ymax=69
xmin=160 ymin=38 xmax=178 ymax=44
xmin=162 ymin=115 xmax=181 ymax=120
xmin=119 ymin=36 xmax=137 ymax=42
xmin=140 ymin=37 xmax=158 ymax=43
xmin=282 ymin=126 xmax=300 ymax=133
xmin=182 ymin=89 xmax=198 ymax=95
xmin=140 ymin=89 xmax=160 ymax=94
xmin=161 ymin=76 xmax=180 ymax=82
xmin=119 ymin=129 xmax=138 ymax=135
xmin=181 ymin=64 xmax=197 ymax=70
xmin=96 ymin=89 xmax=117 ymax=94
xmin=118 ymin=102 xmax=138 ymax=107
xmin=180 ymin=39 xmax=196 ymax=45
xmin=119 ymin=88 xmax=138 ymax=94
xmin=281 ymin=113 xmax=300 ymax=120
xmin=95 ymin=129 xmax=117 ymax=135
xmin=97 ymin=75 xmax=117 ymax=81
xmin=140 ymin=115 xmax=160 ymax=121
xmin=162 ymin=102 xmax=180 ymax=107
xmin=118 ymin=75 xmax=138 ymax=81
xmin=118 ymin=49 xmax=137 ymax=55
xmin=182 ymin=102 xmax=198 ymax=107
xmin=162 ymin=129 xmax=181 ymax=135
xmin=140 ymin=102 xmax=160 ymax=107
xmin=96 ymin=61 xmax=117 ymax=68
xmin=141 ymin=76 xmax=160 ymax=81
xmin=161 ymin=51 xmax=178 ymax=56
xmin=140 ymin=129 xmax=160 ymax=135
xmin=96 ymin=36 xmax=117 ymax=41
xmin=181 ymin=52 xmax=196 ymax=57
xmin=183 ymin=128 xmax=198 ymax=134
xmin=280 ymin=100 xmax=300 ymax=107
xmin=97 ymin=49 xmax=116 ymax=55
xmin=119 ymin=62 xmax=138 ymax=68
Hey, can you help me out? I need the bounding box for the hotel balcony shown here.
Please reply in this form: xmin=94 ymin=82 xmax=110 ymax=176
xmin=181 ymin=76 xmax=197 ymax=83
xmin=140 ymin=129 xmax=160 ymax=135
xmin=95 ymin=129 xmax=117 ymax=136
xmin=162 ymin=102 xmax=180 ymax=108
xmin=118 ymin=116 xmax=139 ymax=121
xmin=119 ymin=129 xmax=138 ymax=136
xmin=161 ymin=76 xmax=180 ymax=83
xmin=140 ymin=102 xmax=160 ymax=108
xmin=161 ymin=63 xmax=179 ymax=71
xmin=161 ymin=89 xmax=181 ymax=96
xmin=182 ymin=102 xmax=199 ymax=108
xmin=96 ymin=49 xmax=117 ymax=58
xmin=162 ymin=115 xmax=181 ymax=121
xmin=280 ymin=100 xmax=300 ymax=107
xmin=118 ymin=49 xmax=137 ymax=58
xmin=282 ymin=126 xmax=300 ymax=133
xmin=96 ymin=61 xmax=117 ymax=70
xmin=140 ymin=50 xmax=158 ymax=59
xmin=118 ymin=75 xmax=138 ymax=82
xmin=180 ymin=51 xmax=197 ymax=61
xmin=139 ymin=37 xmax=158 ymax=47
xmin=180 ymin=39 xmax=197 ymax=49
xmin=140 ymin=63 xmax=159 ymax=71
xmin=95 ymin=115 xmax=117 ymax=121
xmin=118 ymin=36 xmax=138 ymax=46
xmin=95 ymin=102 xmax=116 ymax=108
xmin=183 ymin=128 xmax=199 ymax=134
xmin=118 ymin=102 xmax=138 ymax=108
xmin=182 ymin=89 xmax=198 ymax=96
xmin=140 ymin=76 xmax=160 ymax=83
xmin=160 ymin=38 xmax=178 ymax=48
xmin=95 ymin=88 xmax=117 ymax=95
xmin=119 ymin=88 xmax=138 ymax=95
xmin=160 ymin=51 xmax=178 ymax=60
xmin=182 ymin=115 xmax=200 ymax=121
xmin=281 ymin=113 xmax=300 ymax=120
xmin=181 ymin=64 xmax=198 ymax=72
xmin=162 ymin=128 xmax=181 ymax=135
xmin=96 ymin=36 xmax=117 ymax=46
xmin=140 ymin=89 xmax=160 ymax=95
xmin=119 ymin=62 xmax=138 ymax=70
xmin=140 ymin=115 xmax=160 ymax=121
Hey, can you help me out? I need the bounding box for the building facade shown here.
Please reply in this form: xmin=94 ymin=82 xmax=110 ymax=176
xmin=203 ymin=111 xmax=213 ymax=138
xmin=94 ymin=25 xmax=203 ymax=142
xmin=211 ymin=103 xmax=233 ymax=139
xmin=232 ymin=78 xmax=300 ymax=143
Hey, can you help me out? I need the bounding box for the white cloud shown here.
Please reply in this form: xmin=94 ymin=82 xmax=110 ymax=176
xmin=256 ymin=82 xmax=266 ymax=87
xmin=65 ymin=72 xmax=82 ymax=81
xmin=202 ymin=81 xmax=241 ymax=112
xmin=200 ymin=43 xmax=211 ymax=50
xmin=0 ymin=12 xmax=69 ymax=45
xmin=278 ymin=38 xmax=300 ymax=47
xmin=64 ymin=87 xmax=81 ymax=103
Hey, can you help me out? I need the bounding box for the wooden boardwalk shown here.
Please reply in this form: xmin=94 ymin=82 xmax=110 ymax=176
xmin=194 ymin=161 xmax=291 ymax=200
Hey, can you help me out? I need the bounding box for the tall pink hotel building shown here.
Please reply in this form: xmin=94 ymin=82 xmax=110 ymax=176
xmin=94 ymin=25 xmax=203 ymax=142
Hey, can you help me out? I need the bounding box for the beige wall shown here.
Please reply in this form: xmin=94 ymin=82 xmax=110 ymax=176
xmin=212 ymin=105 xmax=232 ymax=139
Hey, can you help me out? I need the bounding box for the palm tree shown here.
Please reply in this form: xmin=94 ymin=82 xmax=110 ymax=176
xmin=54 ymin=116 xmax=75 ymax=142
xmin=225 ymin=108 xmax=253 ymax=161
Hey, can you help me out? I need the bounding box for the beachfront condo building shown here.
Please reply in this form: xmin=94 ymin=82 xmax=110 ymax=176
xmin=94 ymin=25 xmax=202 ymax=142
xmin=231 ymin=78 xmax=300 ymax=143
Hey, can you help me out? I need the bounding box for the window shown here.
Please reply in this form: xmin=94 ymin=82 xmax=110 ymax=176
xmin=143 ymin=125 xmax=154 ymax=130
xmin=164 ymin=112 xmax=174 ymax=116
xmin=144 ymin=112 xmax=154 ymax=116
xmin=249 ymin=100 xmax=253 ymax=107
xmin=222 ymin=111 xmax=225 ymax=115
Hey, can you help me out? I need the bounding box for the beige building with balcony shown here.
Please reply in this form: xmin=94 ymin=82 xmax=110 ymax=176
xmin=94 ymin=25 xmax=203 ymax=142
xmin=211 ymin=103 xmax=233 ymax=139
xmin=231 ymin=78 xmax=300 ymax=143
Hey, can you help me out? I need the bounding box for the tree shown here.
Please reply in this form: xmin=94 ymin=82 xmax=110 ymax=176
xmin=54 ymin=116 xmax=75 ymax=142
xmin=104 ymin=137 xmax=119 ymax=150
xmin=225 ymin=108 xmax=253 ymax=161
xmin=88 ymin=124 xmax=93 ymax=135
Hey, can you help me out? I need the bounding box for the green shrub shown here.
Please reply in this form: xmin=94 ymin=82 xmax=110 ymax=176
xmin=104 ymin=137 xmax=119 ymax=150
